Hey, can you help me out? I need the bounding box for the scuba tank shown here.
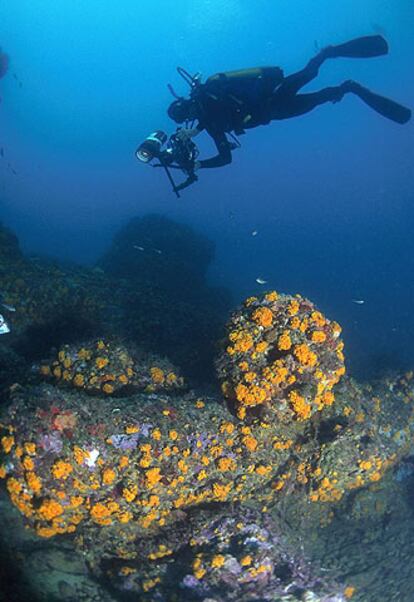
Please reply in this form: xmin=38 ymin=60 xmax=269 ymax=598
xmin=206 ymin=66 xmax=284 ymax=97
xmin=200 ymin=67 xmax=284 ymax=133
xmin=205 ymin=67 xmax=284 ymax=109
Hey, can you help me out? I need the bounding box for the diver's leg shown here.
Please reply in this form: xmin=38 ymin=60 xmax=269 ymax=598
xmin=269 ymin=80 xmax=412 ymax=124
xmin=269 ymin=84 xmax=351 ymax=119
xmin=277 ymin=48 xmax=332 ymax=96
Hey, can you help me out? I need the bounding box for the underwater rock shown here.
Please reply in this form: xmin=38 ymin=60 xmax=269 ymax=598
xmin=98 ymin=214 xmax=232 ymax=379
xmin=1 ymin=354 xmax=414 ymax=542
xmin=216 ymin=291 xmax=345 ymax=421
xmin=2 ymin=291 xmax=414 ymax=600
xmin=0 ymin=223 xmax=23 ymax=263
xmin=98 ymin=213 xmax=215 ymax=292
xmin=38 ymin=337 xmax=185 ymax=395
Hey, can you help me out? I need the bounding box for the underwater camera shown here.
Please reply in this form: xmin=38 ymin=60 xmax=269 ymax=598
xmin=136 ymin=130 xmax=168 ymax=163
xmin=136 ymin=129 xmax=199 ymax=198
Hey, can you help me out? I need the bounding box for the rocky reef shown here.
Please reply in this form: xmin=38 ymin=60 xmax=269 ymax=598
xmin=0 ymin=216 xmax=231 ymax=384
xmin=2 ymin=221 xmax=414 ymax=601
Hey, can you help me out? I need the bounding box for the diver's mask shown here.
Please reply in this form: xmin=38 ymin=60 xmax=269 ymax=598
xmin=135 ymin=130 xmax=168 ymax=163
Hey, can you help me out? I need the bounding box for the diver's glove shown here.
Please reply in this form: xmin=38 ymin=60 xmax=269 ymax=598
xmin=175 ymin=127 xmax=199 ymax=142
xmin=174 ymin=172 xmax=198 ymax=193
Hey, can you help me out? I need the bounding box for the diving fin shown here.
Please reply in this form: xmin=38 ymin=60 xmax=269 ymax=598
xmin=352 ymin=83 xmax=411 ymax=124
xmin=330 ymin=35 xmax=388 ymax=59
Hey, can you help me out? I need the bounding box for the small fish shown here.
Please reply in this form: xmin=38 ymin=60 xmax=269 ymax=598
xmin=351 ymin=299 xmax=365 ymax=305
xmin=0 ymin=314 xmax=10 ymax=334
xmin=251 ymin=230 xmax=258 ymax=237
xmin=154 ymin=249 xmax=162 ymax=254
xmin=0 ymin=294 xmax=15 ymax=312
xmin=1 ymin=303 xmax=15 ymax=312
xmin=256 ymin=277 xmax=267 ymax=285
xmin=133 ymin=245 xmax=145 ymax=251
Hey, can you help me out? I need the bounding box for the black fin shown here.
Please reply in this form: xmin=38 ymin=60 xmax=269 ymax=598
xmin=355 ymin=86 xmax=411 ymax=124
xmin=331 ymin=35 xmax=389 ymax=59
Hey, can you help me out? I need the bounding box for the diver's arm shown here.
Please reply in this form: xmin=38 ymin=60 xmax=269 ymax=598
xmin=198 ymin=131 xmax=232 ymax=169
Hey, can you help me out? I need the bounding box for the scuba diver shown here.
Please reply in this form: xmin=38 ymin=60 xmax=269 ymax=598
xmin=166 ymin=35 xmax=412 ymax=174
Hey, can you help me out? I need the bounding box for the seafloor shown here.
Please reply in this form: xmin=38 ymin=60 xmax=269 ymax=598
xmin=1 ymin=217 xmax=414 ymax=602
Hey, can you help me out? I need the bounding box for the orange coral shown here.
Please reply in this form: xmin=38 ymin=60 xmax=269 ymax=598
xmin=294 ymin=344 xmax=317 ymax=368
xmin=252 ymin=307 xmax=273 ymax=328
xmin=51 ymin=460 xmax=73 ymax=480
xmin=38 ymin=499 xmax=64 ymax=521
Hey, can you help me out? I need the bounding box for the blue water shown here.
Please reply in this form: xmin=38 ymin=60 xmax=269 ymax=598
xmin=0 ymin=0 xmax=413 ymax=378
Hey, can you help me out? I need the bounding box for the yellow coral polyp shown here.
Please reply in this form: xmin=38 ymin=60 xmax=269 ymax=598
xmin=311 ymin=311 xmax=326 ymax=327
xmin=242 ymin=435 xmax=258 ymax=452
xmin=53 ymin=366 xmax=62 ymax=379
xmin=220 ymin=422 xmax=235 ymax=435
xmin=77 ymin=347 xmax=91 ymax=360
xmin=212 ymin=482 xmax=232 ymax=501
xmin=37 ymin=526 xmax=58 ymax=538
xmin=290 ymin=316 xmax=301 ymax=329
xmin=244 ymin=371 xmax=256 ymax=383
xmin=146 ymin=467 xmax=162 ymax=489
xmin=39 ymin=499 xmax=64 ymax=521
xmin=70 ymin=496 xmax=83 ymax=507
xmin=73 ymin=374 xmax=84 ymax=387
xmin=90 ymin=503 xmax=112 ymax=523
xmin=102 ymin=383 xmax=114 ymax=394
xmin=22 ymin=456 xmax=35 ymax=471
xmin=211 ymin=554 xmax=226 ymax=568
xmin=26 ymin=471 xmax=42 ymax=495
xmin=150 ymin=367 xmax=165 ymax=384
xmin=73 ymin=446 xmax=86 ymax=465
xmin=252 ymin=307 xmax=273 ymax=328
xmin=294 ymin=344 xmax=317 ymax=367
xmin=95 ymin=357 xmax=109 ymax=370
xmin=1 ymin=435 xmax=15 ymax=454
xmin=125 ymin=425 xmax=140 ymax=434
xmin=123 ymin=484 xmax=138 ymax=502
xmin=7 ymin=477 xmax=22 ymax=495
xmin=278 ymin=332 xmax=292 ymax=351
xmin=323 ymin=391 xmax=335 ymax=406
xmin=166 ymin=372 xmax=177 ymax=385
xmin=289 ymin=390 xmax=311 ymax=420
xmin=234 ymin=332 xmax=254 ymax=353
xmin=102 ymin=468 xmax=116 ymax=485
xmin=217 ymin=457 xmax=237 ymax=472
xmin=287 ymin=300 xmax=300 ymax=316
xmin=51 ymin=460 xmax=73 ymax=480
xmin=311 ymin=330 xmax=327 ymax=343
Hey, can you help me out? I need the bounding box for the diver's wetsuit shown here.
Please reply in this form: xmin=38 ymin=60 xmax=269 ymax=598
xmin=193 ymin=41 xmax=411 ymax=168
xmin=196 ymin=49 xmax=347 ymax=169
